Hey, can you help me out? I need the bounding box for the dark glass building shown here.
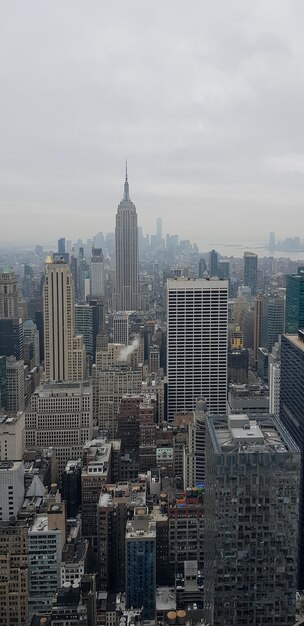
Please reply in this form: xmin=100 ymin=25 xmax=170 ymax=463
xmin=285 ymin=267 xmax=304 ymax=333
xmin=209 ymin=249 xmax=218 ymax=277
xmin=244 ymin=251 xmax=258 ymax=295
xmin=62 ymin=460 xmax=82 ymax=519
xmin=0 ymin=318 xmax=23 ymax=360
xmin=280 ymin=331 xmax=304 ymax=588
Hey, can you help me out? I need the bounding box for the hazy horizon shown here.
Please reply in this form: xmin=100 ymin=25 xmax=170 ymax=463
xmin=1 ymin=1 xmax=304 ymax=246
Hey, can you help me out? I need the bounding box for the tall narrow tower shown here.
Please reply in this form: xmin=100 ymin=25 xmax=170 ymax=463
xmin=115 ymin=165 xmax=139 ymax=311
xmin=44 ymin=257 xmax=86 ymax=382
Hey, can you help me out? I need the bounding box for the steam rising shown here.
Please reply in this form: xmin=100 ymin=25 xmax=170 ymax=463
xmin=119 ymin=337 xmax=139 ymax=361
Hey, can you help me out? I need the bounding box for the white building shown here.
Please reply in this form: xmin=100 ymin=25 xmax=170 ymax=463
xmin=166 ymin=278 xmax=228 ymax=420
xmin=0 ymin=412 xmax=25 ymax=460
xmin=269 ymin=362 xmax=280 ymax=417
xmin=113 ymin=311 xmax=129 ymax=345
xmin=0 ymin=460 xmax=24 ymax=521
xmin=6 ymin=357 xmax=25 ymax=413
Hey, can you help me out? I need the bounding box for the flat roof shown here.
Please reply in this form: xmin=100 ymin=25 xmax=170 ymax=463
xmin=283 ymin=334 xmax=304 ymax=353
xmin=167 ymin=278 xmax=228 ymax=290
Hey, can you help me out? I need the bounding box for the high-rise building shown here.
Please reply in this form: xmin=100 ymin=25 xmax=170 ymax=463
xmin=261 ymin=292 xmax=285 ymax=353
xmin=6 ymin=357 xmax=25 ymax=413
xmin=285 ymin=267 xmax=304 ymax=333
xmin=92 ymin=365 xmax=142 ymax=437
xmin=183 ymin=397 xmax=207 ymax=488
xmin=23 ymin=319 xmax=40 ymax=369
xmin=209 ymin=250 xmax=218 ymax=277
xmin=75 ymin=304 xmax=94 ymax=370
xmin=58 ymin=237 xmax=66 ymax=255
xmin=198 ymin=257 xmax=207 ymax=278
xmin=0 ymin=519 xmax=29 ymax=626
xmin=125 ymin=507 xmax=156 ymax=620
xmin=205 ymin=413 xmax=300 ymax=626
xmin=0 ymin=355 xmax=7 ymax=409
xmin=0 ymin=272 xmax=19 ymax=319
xmin=115 ymin=166 xmax=139 ymax=311
xmin=91 ymin=247 xmax=104 ymax=297
xmin=280 ymin=330 xmax=304 ymax=588
xmin=0 ymin=411 xmax=25 ymax=460
xmin=166 ymin=278 xmax=228 ymax=420
xmin=25 ymin=381 xmax=93 ymax=483
xmin=44 ymin=257 xmax=86 ymax=382
xmin=269 ymin=339 xmax=281 ymax=418
xmin=244 ymin=251 xmax=258 ymax=295
xmin=0 ymin=460 xmax=24 ymax=521
xmin=62 ymin=459 xmax=82 ymax=519
xmin=113 ymin=311 xmax=129 ymax=345
xmin=253 ymin=293 xmax=262 ymax=363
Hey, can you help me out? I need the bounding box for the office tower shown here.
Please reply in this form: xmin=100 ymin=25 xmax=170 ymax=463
xmin=62 ymin=459 xmax=82 ymax=519
xmin=166 ymin=278 xmax=228 ymax=421
xmin=0 ymin=355 xmax=7 ymax=409
xmin=113 ymin=311 xmax=129 ymax=345
xmin=285 ymin=267 xmax=304 ymax=333
xmin=0 ymin=460 xmax=24 ymax=520
xmin=86 ymin=295 xmax=104 ymax=361
xmin=244 ymin=251 xmax=258 ymax=294
xmin=28 ymin=503 xmax=65 ymax=618
xmin=261 ymin=292 xmax=285 ymax=353
xmin=0 ymin=271 xmax=19 ymax=319
xmin=44 ymin=257 xmax=86 ymax=382
xmin=269 ymin=340 xmax=281 ymax=418
xmin=25 ymin=380 xmax=92 ymax=483
xmin=204 ymin=413 xmax=300 ymax=626
xmin=75 ymin=304 xmax=94 ymax=370
xmin=98 ymin=481 xmax=146 ymax=592
xmin=81 ymin=438 xmax=112 ymax=550
xmin=115 ymin=166 xmax=139 ymax=311
xmin=92 ymin=365 xmax=142 ymax=436
xmin=198 ymin=257 xmax=207 ymax=278
xmin=218 ymin=260 xmax=230 ymax=281
xmin=6 ymin=357 xmax=25 ymax=413
xmin=183 ymin=397 xmax=207 ymax=488
xmin=280 ymin=330 xmax=304 ymax=588
xmin=23 ymin=319 xmax=40 ymax=368
xmin=253 ymin=293 xmax=262 ymax=362
xmin=0 ymin=519 xmax=29 ymax=626
xmin=169 ymin=487 xmax=204 ymax=571
xmin=125 ymin=507 xmax=156 ymax=620
xmin=58 ymin=237 xmax=66 ymax=255
xmin=149 ymin=345 xmax=160 ymax=373
xmin=0 ymin=412 xmax=25 ymax=460
xmin=228 ymin=348 xmax=249 ymax=384
xmin=156 ymin=217 xmax=162 ymax=239
xmin=91 ymin=247 xmax=104 ymax=296
xmin=209 ymin=249 xmax=218 ymax=277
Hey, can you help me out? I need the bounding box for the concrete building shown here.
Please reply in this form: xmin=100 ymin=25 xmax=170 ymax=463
xmin=269 ymin=340 xmax=281 ymax=418
xmin=0 ymin=519 xmax=29 ymax=626
xmin=261 ymin=292 xmax=285 ymax=354
xmin=91 ymin=247 xmax=105 ymax=297
xmin=149 ymin=345 xmax=160 ymax=374
xmin=243 ymin=251 xmax=258 ymax=295
xmin=5 ymin=357 xmax=25 ymax=413
xmin=167 ymin=278 xmax=228 ymax=420
xmin=168 ymin=489 xmax=204 ymax=578
xmin=204 ymin=413 xmax=300 ymax=626
xmin=98 ymin=481 xmax=146 ymax=592
xmin=0 ymin=317 xmax=23 ymax=361
xmin=125 ymin=506 xmax=156 ymax=620
xmin=23 ymin=319 xmax=40 ymax=368
xmin=209 ymin=250 xmax=218 ymax=277
xmin=183 ymin=398 xmax=207 ymax=488
xmin=44 ymin=257 xmax=86 ymax=382
xmin=0 ymin=271 xmax=19 ymax=319
xmin=0 ymin=355 xmax=6 ymax=409
xmin=280 ymin=330 xmax=304 ymax=589
xmin=228 ymin=382 xmax=269 ymax=414
xmin=0 ymin=411 xmax=25 ymax=460
xmin=115 ymin=166 xmax=139 ymax=312
xmin=81 ymin=438 xmax=112 ymax=550
xmin=113 ymin=311 xmax=129 ymax=345
xmin=75 ymin=304 xmax=94 ymax=371
xmin=92 ymin=365 xmax=142 ymax=436
xmin=61 ymin=541 xmax=88 ymax=586
xmin=25 ymin=381 xmax=93 ymax=483
xmin=62 ymin=459 xmax=82 ymax=519
xmin=0 ymin=460 xmax=24 ymax=521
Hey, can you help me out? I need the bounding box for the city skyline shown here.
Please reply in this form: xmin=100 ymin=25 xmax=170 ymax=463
xmin=1 ymin=2 xmax=304 ymax=245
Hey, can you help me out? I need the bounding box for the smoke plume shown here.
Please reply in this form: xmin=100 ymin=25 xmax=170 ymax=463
xmin=119 ymin=337 xmax=140 ymax=361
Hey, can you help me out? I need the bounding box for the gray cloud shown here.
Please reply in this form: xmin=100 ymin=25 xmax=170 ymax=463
xmin=0 ymin=0 xmax=304 ymax=247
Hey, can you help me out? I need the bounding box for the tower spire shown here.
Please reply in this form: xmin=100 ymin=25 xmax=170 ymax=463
xmin=124 ymin=159 xmax=130 ymax=201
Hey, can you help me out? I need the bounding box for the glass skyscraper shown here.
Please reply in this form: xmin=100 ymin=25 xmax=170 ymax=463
xmin=285 ymin=267 xmax=304 ymax=333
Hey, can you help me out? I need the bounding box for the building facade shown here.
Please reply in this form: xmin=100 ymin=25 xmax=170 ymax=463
xmin=285 ymin=267 xmax=304 ymax=333
xmin=115 ymin=167 xmax=139 ymax=312
xmin=243 ymin=251 xmax=258 ymax=295
xmin=166 ymin=278 xmax=228 ymax=420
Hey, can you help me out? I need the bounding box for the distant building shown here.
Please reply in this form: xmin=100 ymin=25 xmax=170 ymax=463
xmin=0 ymin=411 xmax=25 ymax=460
xmin=243 ymin=251 xmax=258 ymax=295
xmin=0 ymin=271 xmax=19 ymax=319
xmin=91 ymin=247 xmax=104 ymax=297
xmin=6 ymin=357 xmax=25 ymax=413
xmin=205 ymin=413 xmax=300 ymax=626
xmin=113 ymin=311 xmax=129 ymax=345
xmin=115 ymin=166 xmax=139 ymax=311
xmin=209 ymin=250 xmax=218 ymax=277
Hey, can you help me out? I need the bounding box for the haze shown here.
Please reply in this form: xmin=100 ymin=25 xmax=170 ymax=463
xmin=1 ymin=0 xmax=304 ymax=247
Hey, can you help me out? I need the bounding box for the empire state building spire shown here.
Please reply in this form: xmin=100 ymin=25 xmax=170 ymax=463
xmin=115 ymin=165 xmax=139 ymax=311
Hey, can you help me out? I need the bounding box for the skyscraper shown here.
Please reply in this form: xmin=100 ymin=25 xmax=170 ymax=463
xmin=43 ymin=257 xmax=86 ymax=382
xmin=280 ymin=330 xmax=304 ymax=588
xmin=261 ymin=292 xmax=285 ymax=353
xmin=91 ymin=247 xmax=104 ymax=297
xmin=209 ymin=250 xmax=218 ymax=277
xmin=167 ymin=278 xmax=228 ymax=420
xmin=285 ymin=267 xmax=304 ymax=333
xmin=115 ymin=165 xmax=139 ymax=311
xmin=125 ymin=507 xmax=156 ymax=620
xmin=0 ymin=272 xmax=23 ymax=360
xmin=244 ymin=251 xmax=258 ymax=294
xmin=0 ymin=272 xmax=19 ymax=319
xmin=205 ymin=413 xmax=300 ymax=626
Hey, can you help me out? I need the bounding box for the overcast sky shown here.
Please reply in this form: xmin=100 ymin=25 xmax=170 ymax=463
xmin=1 ymin=0 xmax=304 ymax=248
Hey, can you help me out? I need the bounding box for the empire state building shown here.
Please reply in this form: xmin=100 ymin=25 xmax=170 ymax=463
xmin=115 ymin=166 xmax=139 ymax=311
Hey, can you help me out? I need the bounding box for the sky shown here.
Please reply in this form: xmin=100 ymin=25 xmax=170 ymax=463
xmin=1 ymin=0 xmax=304 ymax=248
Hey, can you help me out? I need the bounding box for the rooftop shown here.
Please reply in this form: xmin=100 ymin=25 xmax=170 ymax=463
xmin=62 ymin=541 xmax=87 ymax=564
xmin=284 ymin=332 xmax=304 ymax=353
xmin=98 ymin=482 xmax=146 ymax=508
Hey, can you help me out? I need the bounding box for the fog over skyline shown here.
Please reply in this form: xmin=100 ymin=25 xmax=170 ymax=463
xmin=1 ymin=1 xmax=304 ymax=248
